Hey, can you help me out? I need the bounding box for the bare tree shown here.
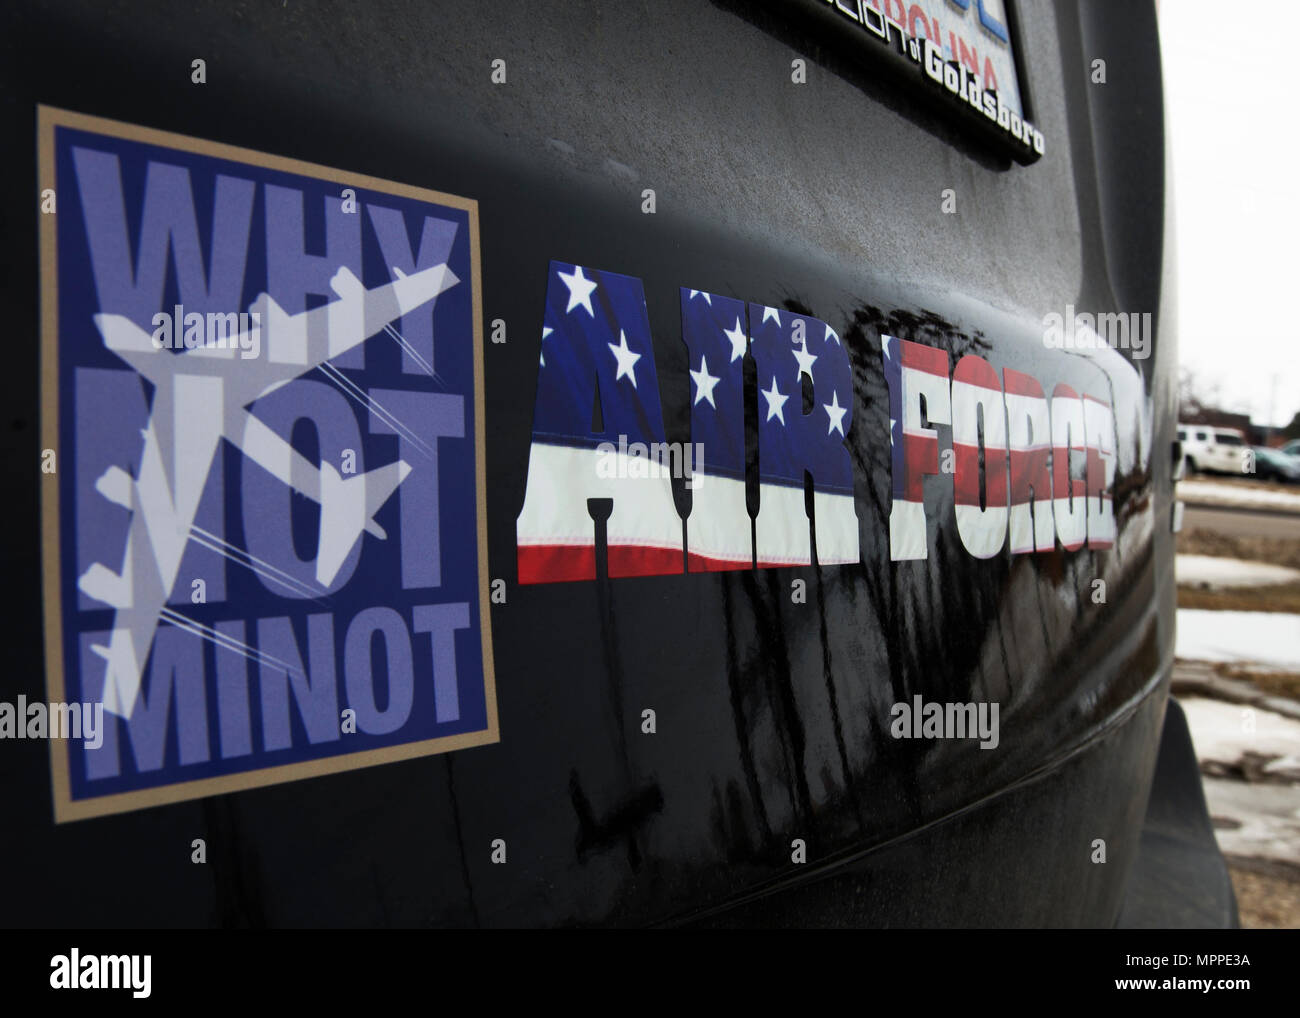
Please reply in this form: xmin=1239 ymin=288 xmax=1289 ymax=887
xmin=1178 ymin=365 xmax=1205 ymax=418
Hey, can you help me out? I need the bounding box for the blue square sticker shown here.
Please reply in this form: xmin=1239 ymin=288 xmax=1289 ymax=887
xmin=38 ymin=107 xmax=497 ymax=821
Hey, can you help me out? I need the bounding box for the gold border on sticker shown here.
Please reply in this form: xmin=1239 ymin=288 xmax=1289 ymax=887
xmin=37 ymin=105 xmax=498 ymax=823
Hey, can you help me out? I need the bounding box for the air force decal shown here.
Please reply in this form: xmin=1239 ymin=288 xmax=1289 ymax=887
xmin=38 ymin=107 xmax=497 ymax=821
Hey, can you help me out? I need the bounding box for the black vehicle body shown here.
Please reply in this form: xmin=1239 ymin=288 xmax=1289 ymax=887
xmin=0 ymin=0 xmax=1235 ymax=927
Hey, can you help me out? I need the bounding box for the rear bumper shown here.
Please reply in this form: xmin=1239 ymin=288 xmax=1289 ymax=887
xmin=680 ymin=683 xmax=1237 ymax=928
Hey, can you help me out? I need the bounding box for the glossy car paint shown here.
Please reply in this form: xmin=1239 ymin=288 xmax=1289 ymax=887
xmin=0 ymin=0 xmax=1207 ymax=926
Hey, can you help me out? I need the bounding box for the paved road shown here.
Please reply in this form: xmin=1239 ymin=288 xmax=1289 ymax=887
xmin=1183 ymin=504 xmax=1300 ymax=540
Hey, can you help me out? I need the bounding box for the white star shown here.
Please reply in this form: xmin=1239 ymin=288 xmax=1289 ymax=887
xmin=762 ymin=376 xmax=789 ymax=424
xmin=824 ymin=390 xmax=848 ymax=436
xmin=825 ymin=324 xmax=840 ymax=345
xmin=762 ymin=305 xmax=781 ymax=326
xmin=608 ymin=329 xmax=641 ymax=388
xmin=540 ymin=325 xmax=553 ymax=366
xmin=889 ymin=417 xmax=896 ymax=446
xmin=558 ymin=265 xmax=598 ymax=316
xmin=792 ymin=341 xmax=818 ymax=381
xmin=882 ymin=335 xmax=894 ymax=360
xmin=690 ymin=354 xmax=721 ymax=408
xmin=723 ymin=317 xmax=748 ymax=363
xmin=688 ymin=290 xmax=712 ymax=305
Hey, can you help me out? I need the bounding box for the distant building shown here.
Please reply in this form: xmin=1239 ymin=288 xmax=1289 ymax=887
xmin=1177 ymin=407 xmax=1270 ymax=445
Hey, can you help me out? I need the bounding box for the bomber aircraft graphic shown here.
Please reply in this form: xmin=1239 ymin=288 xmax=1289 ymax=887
xmin=76 ymin=261 xmax=458 ymax=719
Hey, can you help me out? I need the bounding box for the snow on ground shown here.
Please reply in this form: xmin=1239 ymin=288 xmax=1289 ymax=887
xmin=1181 ymin=696 xmax=1300 ymax=765
xmin=1202 ymin=777 xmax=1300 ymax=867
xmin=1176 ymin=609 xmax=1300 ymax=670
xmin=1179 ymin=480 xmax=1300 ymax=512
xmin=1176 ymin=554 xmax=1300 ymax=587
xmin=1180 ymin=697 xmax=1300 ymax=867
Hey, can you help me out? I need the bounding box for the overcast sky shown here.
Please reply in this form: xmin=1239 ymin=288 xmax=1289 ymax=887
xmin=1159 ymin=1 xmax=1299 ymax=428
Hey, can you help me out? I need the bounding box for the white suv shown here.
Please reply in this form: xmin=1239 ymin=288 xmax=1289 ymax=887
xmin=1177 ymin=425 xmax=1248 ymax=475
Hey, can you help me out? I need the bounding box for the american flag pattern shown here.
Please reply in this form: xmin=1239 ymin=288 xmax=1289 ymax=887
xmin=882 ymin=335 xmax=951 ymax=561
xmin=1003 ymin=367 xmax=1055 ymax=554
xmin=951 ymin=354 xmax=1008 ymax=559
xmin=518 ymin=264 xmax=1120 ymax=579
xmin=1049 ymin=383 xmax=1089 ymax=552
xmin=516 ymin=261 xmax=683 ymax=583
xmin=680 ymin=288 xmax=753 ymax=571
xmin=1083 ymin=394 xmax=1117 ymax=549
xmin=883 ymin=338 xmax=1118 ymax=560
xmin=748 ymin=304 xmax=859 ymax=567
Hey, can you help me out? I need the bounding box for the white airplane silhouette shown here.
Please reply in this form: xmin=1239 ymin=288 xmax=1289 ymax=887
xmin=77 ymin=261 xmax=458 ymax=719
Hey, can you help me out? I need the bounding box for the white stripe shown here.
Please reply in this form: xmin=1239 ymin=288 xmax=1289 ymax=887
xmin=1008 ymin=499 xmax=1054 ymax=554
xmin=951 ymin=378 xmax=1007 ymax=448
xmin=686 ymin=472 xmax=752 ymax=566
xmin=955 ymin=504 xmax=1006 ymax=559
xmin=516 ymin=443 xmax=682 ymax=551
xmin=1052 ymin=496 xmax=1088 ymax=549
xmin=755 ymin=483 xmax=811 ymax=566
xmin=890 ymin=499 xmax=928 ymax=561
xmin=813 ymin=490 xmax=860 ymax=564
xmin=1083 ymin=398 xmax=1117 ymax=547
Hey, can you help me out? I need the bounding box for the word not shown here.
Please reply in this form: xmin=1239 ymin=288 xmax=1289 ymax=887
xmin=889 ymin=695 xmax=1000 ymax=749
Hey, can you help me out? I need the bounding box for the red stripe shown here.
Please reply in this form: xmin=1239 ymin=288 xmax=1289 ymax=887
xmin=1086 ymin=448 xmax=1109 ymax=499
xmin=519 ymin=543 xmax=686 ymax=583
xmin=687 ymin=551 xmax=753 ymax=573
xmin=517 ymin=544 xmax=596 ymax=585
xmin=1008 ymin=447 xmax=1051 ymax=504
xmin=607 ymin=544 xmax=685 ymax=578
xmin=953 ymin=353 xmax=1000 ymax=391
xmin=900 ymin=338 xmax=950 ymax=376
xmin=952 ymin=442 xmax=1009 ymax=507
xmin=902 ymin=431 xmax=939 ymax=502
xmin=1003 ymin=366 xmax=1045 ymax=399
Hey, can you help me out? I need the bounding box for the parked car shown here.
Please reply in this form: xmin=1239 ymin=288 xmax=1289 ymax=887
xmin=1280 ymin=438 xmax=1300 ymax=458
xmin=1251 ymin=446 xmax=1300 ymax=483
xmin=1177 ymin=425 xmax=1248 ymax=475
